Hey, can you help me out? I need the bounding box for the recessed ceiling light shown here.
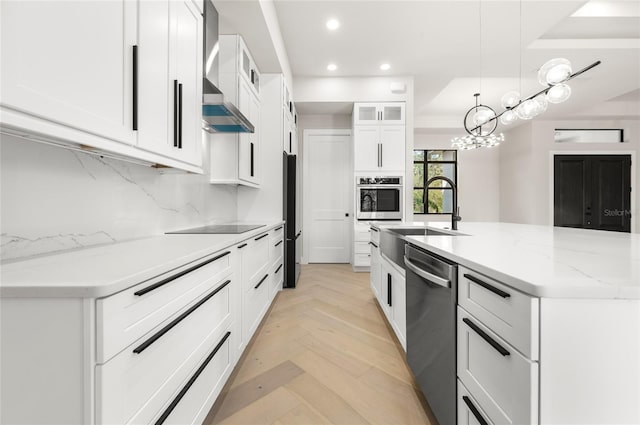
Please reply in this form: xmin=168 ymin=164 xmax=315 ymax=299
xmin=326 ymin=19 xmax=340 ymax=30
xmin=380 ymin=63 xmax=391 ymax=71
xmin=327 ymin=63 xmax=337 ymax=71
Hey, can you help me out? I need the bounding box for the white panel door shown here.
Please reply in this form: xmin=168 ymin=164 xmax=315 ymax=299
xmin=306 ymin=132 xmax=351 ymax=263
xmin=0 ymin=1 xmax=137 ymax=145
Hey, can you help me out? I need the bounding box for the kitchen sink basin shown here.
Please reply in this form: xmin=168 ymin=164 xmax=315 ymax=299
xmin=380 ymin=227 xmax=464 ymax=269
xmin=387 ymin=227 xmax=453 ymax=236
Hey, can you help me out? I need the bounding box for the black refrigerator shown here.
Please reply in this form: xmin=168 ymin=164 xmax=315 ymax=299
xmin=283 ymin=152 xmax=301 ymax=288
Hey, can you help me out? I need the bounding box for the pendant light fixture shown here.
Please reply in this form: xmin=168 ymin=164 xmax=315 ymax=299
xmin=452 ymin=0 xmax=601 ymax=150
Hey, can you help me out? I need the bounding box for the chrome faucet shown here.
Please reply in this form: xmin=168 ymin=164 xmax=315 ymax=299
xmin=425 ymin=176 xmax=461 ymax=230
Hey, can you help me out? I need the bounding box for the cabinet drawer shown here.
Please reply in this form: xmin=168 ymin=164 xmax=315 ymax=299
xmin=370 ymin=226 xmax=380 ymax=244
xmin=271 ymin=224 xmax=284 ymax=241
xmin=96 ymin=278 xmax=233 ymax=425
xmin=354 ymin=253 xmax=371 ymax=267
xmin=242 ymin=234 xmax=270 ymax=291
xmin=269 ymin=235 xmax=284 ymax=268
xmin=270 ymin=262 xmax=284 ymax=297
xmin=97 ymin=250 xmax=233 ymax=362
xmin=244 ymin=271 xmax=269 ymax=340
xmin=457 ymin=307 xmax=538 ymax=425
xmin=458 ymin=266 xmax=539 ymax=359
xmin=354 ymin=230 xmax=371 ymax=242
xmin=457 ymin=380 xmax=494 ymax=425
xmin=153 ymin=330 xmax=233 ymax=425
xmin=354 ymin=241 xmax=371 ymax=254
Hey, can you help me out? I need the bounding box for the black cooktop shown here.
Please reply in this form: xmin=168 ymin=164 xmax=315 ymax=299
xmin=167 ymin=224 xmax=266 ymax=234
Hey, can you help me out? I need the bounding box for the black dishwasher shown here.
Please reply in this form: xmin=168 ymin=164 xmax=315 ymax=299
xmin=404 ymin=243 xmax=458 ymax=425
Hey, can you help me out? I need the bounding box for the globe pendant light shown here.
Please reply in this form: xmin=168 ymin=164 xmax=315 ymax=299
xmin=547 ymin=83 xmax=572 ymax=103
xmin=538 ymin=58 xmax=573 ymax=86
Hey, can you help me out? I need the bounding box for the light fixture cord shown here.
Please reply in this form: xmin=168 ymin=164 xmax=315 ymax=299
xmin=479 ymin=0 xmax=483 ymax=98
xmin=519 ymin=0 xmax=522 ymax=97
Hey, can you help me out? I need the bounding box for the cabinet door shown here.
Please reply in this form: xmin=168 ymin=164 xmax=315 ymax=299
xmin=170 ymin=0 xmax=203 ymax=166
xmin=380 ymin=126 xmax=406 ymax=172
xmin=137 ymin=0 xmax=171 ymax=157
xmin=239 ymin=92 xmax=260 ymax=185
xmin=379 ymin=103 xmax=405 ymax=125
xmin=238 ymin=81 xmax=253 ymax=182
xmin=283 ymin=111 xmax=293 ymax=154
xmin=370 ymin=243 xmax=381 ymax=298
xmin=379 ymin=262 xmax=393 ymax=320
xmin=353 ymin=104 xmax=379 ymax=125
xmin=354 ymin=126 xmax=380 ymax=171
xmin=1 ymin=1 xmax=137 ymax=145
xmin=391 ymin=268 xmax=406 ymax=349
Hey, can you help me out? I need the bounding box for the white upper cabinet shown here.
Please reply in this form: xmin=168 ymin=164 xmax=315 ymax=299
xmin=353 ymin=102 xmax=405 ymax=125
xmin=238 ymin=88 xmax=260 ymax=184
xmin=0 ymin=1 xmax=137 ymax=146
xmin=137 ymin=0 xmax=202 ymax=167
xmin=0 ymin=0 xmax=204 ymax=172
xmin=353 ymin=125 xmax=405 ymax=172
xmin=238 ymin=37 xmax=260 ymax=97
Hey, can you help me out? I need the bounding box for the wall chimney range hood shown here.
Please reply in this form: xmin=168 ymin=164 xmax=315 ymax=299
xmin=202 ymin=0 xmax=254 ymax=133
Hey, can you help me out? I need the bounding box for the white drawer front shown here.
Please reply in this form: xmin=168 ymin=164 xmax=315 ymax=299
xmin=97 ymin=250 xmax=233 ymax=362
xmin=270 ymin=262 xmax=284 ymax=298
xmin=353 ymin=253 xmax=371 ymax=267
xmin=457 ymin=380 xmax=494 ymax=425
xmin=97 ymin=278 xmax=233 ymax=425
xmin=269 ymin=236 xmax=284 ymax=269
xmin=354 ymin=241 xmax=371 ymax=254
xmin=271 ymin=224 xmax=284 ymax=241
xmin=242 ymin=234 xmax=270 ymax=291
xmin=458 ymin=266 xmax=539 ymax=360
xmin=457 ymin=307 xmax=538 ymax=425
xmin=370 ymin=226 xmax=380 ymax=244
xmin=354 ymin=230 xmax=371 ymax=242
xmin=244 ymin=270 xmax=269 ymax=340
xmin=154 ymin=330 xmax=233 ymax=425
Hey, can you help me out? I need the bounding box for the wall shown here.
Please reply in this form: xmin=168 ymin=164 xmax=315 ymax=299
xmin=0 ymin=134 xmax=237 ymax=261
xmin=499 ymin=119 xmax=640 ymax=232
xmin=413 ymin=131 xmax=501 ymax=223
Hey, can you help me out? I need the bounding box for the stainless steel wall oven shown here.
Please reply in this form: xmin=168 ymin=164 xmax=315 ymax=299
xmin=356 ymin=176 xmax=403 ymax=220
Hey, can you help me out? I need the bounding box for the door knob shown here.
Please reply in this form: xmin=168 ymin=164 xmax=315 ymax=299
xmin=345 ymin=213 xmax=349 ymax=217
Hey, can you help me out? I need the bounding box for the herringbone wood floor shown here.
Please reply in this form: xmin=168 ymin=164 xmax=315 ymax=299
xmin=204 ymin=264 xmax=435 ymax=425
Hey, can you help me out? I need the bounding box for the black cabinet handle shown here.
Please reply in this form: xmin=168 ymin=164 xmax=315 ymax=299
xmin=134 ymin=280 xmax=231 ymax=354
xmin=250 ymin=69 xmax=255 ymax=84
xmin=173 ymin=80 xmax=178 ymax=147
xmin=275 ymin=264 xmax=283 ymax=274
xmin=254 ymin=274 xmax=268 ymax=289
xmin=237 ymin=243 xmax=247 ymax=249
xmin=177 ymin=82 xmax=183 ymax=149
xmin=462 ymin=317 xmax=510 ymax=357
xmin=464 ymin=274 xmax=510 ymax=298
xmin=250 ymin=142 xmax=254 ymax=177
xmin=289 ymin=132 xmax=292 ymax=152
xmin=370 ymin=227 xmax=379 ymax=232
xmin=255 ymin=233 xmax=268 ymax=241
xmin=132 ymin=45 xmax=138 ymax=131
xmin=387 ymin=273 xmax=392 ymax=307
xmin=154 ymin=331 xmax=231 ymax=425
xmin=274 ymin=240 xmax=283 ymax=247
xmin=275 ymin=226 xmax=283 ymax=231
xmin=134 ymin=251 xmax=230 ymax=296
xmin=462 ymin=396 xmax=489 ymax=425
xmin=369 ymin=241 xmax=378 ymax=248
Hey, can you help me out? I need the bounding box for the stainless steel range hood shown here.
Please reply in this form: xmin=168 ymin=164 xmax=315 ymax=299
xmin=202 ymin=0 xmax=254 ymax=133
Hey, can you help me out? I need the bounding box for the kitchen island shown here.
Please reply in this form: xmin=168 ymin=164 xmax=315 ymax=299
xmin=375 ymin=221 xmax=639 ymax=425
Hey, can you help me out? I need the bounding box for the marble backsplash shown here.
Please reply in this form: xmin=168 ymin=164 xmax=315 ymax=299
xmin=0 ymin=134 xmax=237 ymax=261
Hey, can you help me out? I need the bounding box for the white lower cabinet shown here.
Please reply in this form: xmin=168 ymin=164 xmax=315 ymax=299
xmin=370 ymin=240 xmax=381 ymax=299
xmin=353 ymin=222 xmax=372 ymax=270
xmin=373 ymin=251 xmax=406 ymax=351
xmin=458 ymin=380 xmax=493 ymax=425
xmin=0 ymin=224 xmax=284 ymax=425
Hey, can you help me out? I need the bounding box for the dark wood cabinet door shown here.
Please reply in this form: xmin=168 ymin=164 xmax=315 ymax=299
xmin=554 ymin=155 xmax=631 ymax=232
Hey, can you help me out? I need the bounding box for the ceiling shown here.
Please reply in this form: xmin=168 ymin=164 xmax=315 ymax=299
xmin=217 ymin=0 xmax=640 ymax=129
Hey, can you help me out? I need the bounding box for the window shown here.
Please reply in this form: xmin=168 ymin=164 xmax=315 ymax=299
xmin=413 ymin=150 xmax=457 ymax=214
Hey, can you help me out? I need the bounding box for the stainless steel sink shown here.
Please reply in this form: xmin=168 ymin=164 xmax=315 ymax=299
xmin=380 ymin=227 xmax=462 ymax=269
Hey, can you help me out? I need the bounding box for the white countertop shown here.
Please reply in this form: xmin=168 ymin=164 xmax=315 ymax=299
xmin=395 ymin=222 xmax=640 ymax=299
xmin=0 ymin=222 xmax=283 ymax=298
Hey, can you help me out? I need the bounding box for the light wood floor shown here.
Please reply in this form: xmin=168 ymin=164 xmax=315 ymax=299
xmin=204 ymin=264 xmax=435 ymax=425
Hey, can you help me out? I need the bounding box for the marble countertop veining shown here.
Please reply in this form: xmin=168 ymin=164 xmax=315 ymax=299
xmin=0 ymin=221 xmax=283 ymax=298
xmin=400 ymin=222 xmax=640 ymax=299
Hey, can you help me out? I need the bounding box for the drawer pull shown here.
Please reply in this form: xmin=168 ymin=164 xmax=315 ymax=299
xmin=254 ymin=274 xmax=269 ymax=289
xmin=255 ymin=233 xmax=268 ymax=241
xmin=133 ymin=280 xmax=231 ymax=354
xmin=369 ymin=241 xmax=378 ymax=248
xmin=462 ymin=396 xmax=489 ymax=425
xmin=370 ymin=227 xmax=379 ymax=232
xmin=274 ymin=240 xmax=283 ymax=247
xmin=134 ymin=251 xmax=230 ymax=296
xmin=154 ymin=331 xmax=231 ymax=425
xmin=462 ymin=317 xmax=510 ymax=357
xmin=464 ymin=273 xmax=510 ymax=298
xmin=237 ymin=243 xmax=247 ymax=249
xmin=275 ymin=264 xmax=283 ymax=274
xmin=275 ymin=226 xmax=283 ymax=231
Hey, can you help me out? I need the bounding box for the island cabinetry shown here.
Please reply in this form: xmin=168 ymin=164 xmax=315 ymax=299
xmin=353 ymin=221 xmax=372 ymax=269
xmin=269 ymin=226 xmax=285 ymax=299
